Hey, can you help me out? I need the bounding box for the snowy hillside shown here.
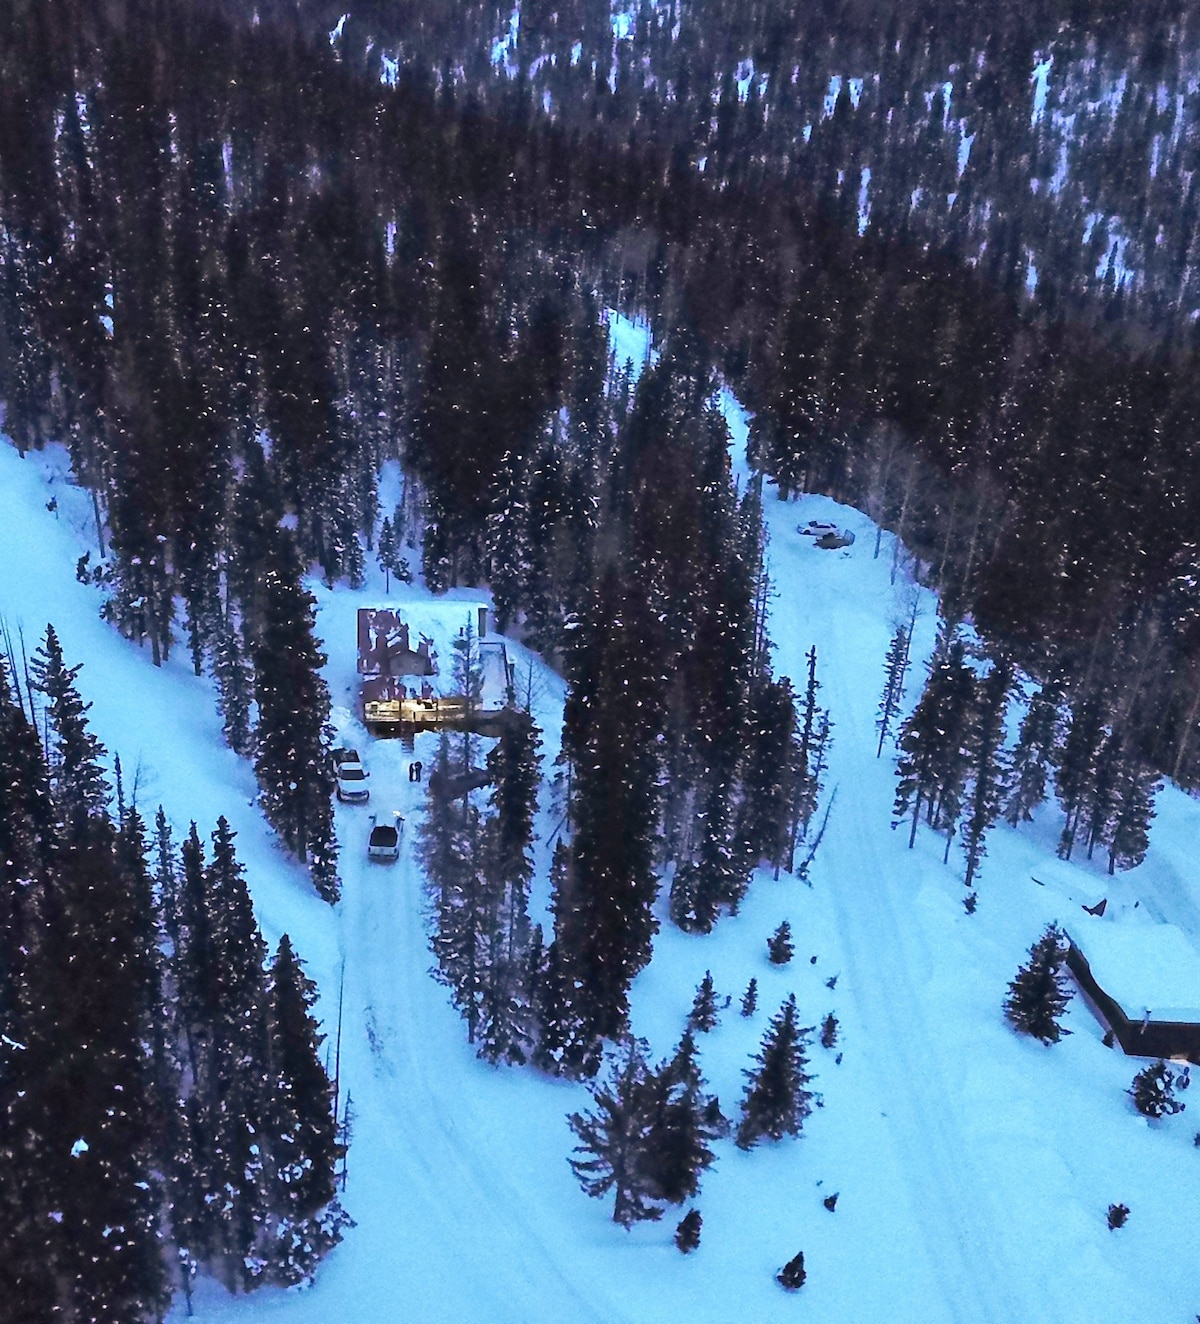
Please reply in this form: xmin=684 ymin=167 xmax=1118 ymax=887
xmin=4 ymin=418 xmax=1200 ymax=1324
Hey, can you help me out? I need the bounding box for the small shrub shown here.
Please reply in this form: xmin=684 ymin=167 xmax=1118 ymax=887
xmin=1106 ymin=1203 xmax=1130 ymax=1230
xmin=1129 ymin=1060 xmax=1186 ymax=1119
xmin=675 ymin=1209 xmax=702 ymax=1254
xmin=822 ymin=1192 xmax=838 ymax=1212
xmin=768 ymin=921 xmax=794 ymax=965
xmin=820 ymin=1013 xmax=839 ymax=1050
xmin=777 ymin=1251 xmax=806 ymax=1290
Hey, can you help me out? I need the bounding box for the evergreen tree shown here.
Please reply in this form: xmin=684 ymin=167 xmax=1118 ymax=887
xmin=252 ymin=532 xmax=339 ymax=901
xmin=892 ymin=640 xmax=975 ymax=849
xmin=777 ymin=1251 xmax=807 ymax=1290
xmin=199 ymin=817 xmax=272 ymax=1288
xmin=263 ymin=935 xmax=347 ymax=1284
xmin=30 ymin=623 xmax=110 ymax=830
xmin=1004 ymin=680 xmax=1063 ymax=826
xmin=820 ymin=1012 xmax=839 ymax=1050
xmin=675 ymin=1209 xmax=702 ymax=1253
xmin=1004 ymin=924 xmax=1073 ymax=1045
xmin=567 ymin=1038 xmax=661 ymax=1228
xmin=1054 ymin=694 xmax=1107 ymax=861
xmin=736 ymin=995 xmax=814 ymax=1149
xmin=1129 ymin=1060 xmax=1185 ymax=1119
xmin=688 ymin=972 xmax=719 ymax=1032
xmin=376 ymin=516 xmax=411 ymax=592
xmin=961 ymin=660 xmax=1012 ymax=892
xmin=213 ymin=615 xmax=255 ymax=757
xmin=1106 ymin=756 xmax=1159 ymax=874
xmin=767 ymin=921 xmax=794 ymax=965
xmin=741 ymin=978 xmax=759 ymax=1017
xmin=876 ymin=624 xmax=911 ymax=756
xmin=643 ymin=1030 xmax=724 ymax=1207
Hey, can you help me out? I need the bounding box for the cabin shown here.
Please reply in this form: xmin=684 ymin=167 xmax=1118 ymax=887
xmin=358 ymin=606 xmax=512 ymax=736
xmin=1064 ymin=919 xmax=1200 ymax=1061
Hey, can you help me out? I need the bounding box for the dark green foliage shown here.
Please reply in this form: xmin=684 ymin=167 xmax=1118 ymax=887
xmin=876 ymin=625 xmax=911 ymax=757
xmin=675 ymin=1209 xmax=702 ymax=1253
xmin=777 ymin=1251 xmax=807 ymax=1290
xmin=688 ymin=972 xmax=719 ymax=1033
xmin=642 ymin=1030 xmax=725 ymax=1207
xmin=961 ymin=660 xmax=1012 ymax=892
xmin=891 ymin=638 xmax=974 ymax=850
xmin=264 ymin=936 xmax=349 ymax=1282
xmin=213 ymin=616 xmax=255 ymax=757
xmin=376 ymin=516 xmax=411 ymax=592
xmin=1004 ymin=681 xmax=1062 ymax=827
xmin=1054 ymin=696 xmax=1108 ymax=861
xmin=1129 ymin=1060 xmax=1185 ymax=1119
xmin=252 ymin=532 xmax=339 ymax=901
xmin=820 ymin=1013 xmax=839 ymax=1050
xmin=1106 ymin=1203 xmax=1130 ymax=1230
xmin=767 ymin=921 xmax=794 ymax=966
xmin=740 ymin=978 xmax=759 ymax=1017
xmin=30 ymin=624 xmax=110 ymax=830
xmin=567 ymin=1039 xmax=662 ymax=1228
xmin=1004 ymin=925 xmax=1073 ymax=1045
xmin=736 ymin=995 xmax=814 ymax=1149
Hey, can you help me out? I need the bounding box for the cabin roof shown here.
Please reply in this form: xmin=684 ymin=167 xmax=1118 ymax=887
xmin=1068 ymin=917 xmax=1200 ymax=1023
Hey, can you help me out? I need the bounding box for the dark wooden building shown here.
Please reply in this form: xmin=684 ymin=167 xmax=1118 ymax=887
xmin=1064 ymin=920 xmax=1200 ymax=1061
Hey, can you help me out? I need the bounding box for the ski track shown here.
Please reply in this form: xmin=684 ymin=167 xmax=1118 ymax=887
xmin=768 ymin=513 xmax=1033 ymax=1324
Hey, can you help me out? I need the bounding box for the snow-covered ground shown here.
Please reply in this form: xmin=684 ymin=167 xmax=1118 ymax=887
xmin=4 ymin=404 xmax=1200 ymax=1321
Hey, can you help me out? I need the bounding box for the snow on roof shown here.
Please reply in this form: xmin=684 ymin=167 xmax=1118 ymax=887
xmin=1068 ymin=916 xmax=1200 ymax=1023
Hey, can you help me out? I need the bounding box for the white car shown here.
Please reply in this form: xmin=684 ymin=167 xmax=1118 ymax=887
xmin=367 ymin=813 xmax=403 ymax=863
xmin=334 ymin=748 xmax=370 ymax=803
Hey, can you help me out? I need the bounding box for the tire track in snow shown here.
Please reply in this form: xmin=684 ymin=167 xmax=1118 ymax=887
xmin=773 ymin=546 xmax=1035 ymax=1324
xmin=338 ymin=766 xmax=611 ymax=1324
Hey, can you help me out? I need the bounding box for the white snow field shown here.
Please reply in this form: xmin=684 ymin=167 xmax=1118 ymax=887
xmin=4 ymin=406 xmax=1200 ymax=1323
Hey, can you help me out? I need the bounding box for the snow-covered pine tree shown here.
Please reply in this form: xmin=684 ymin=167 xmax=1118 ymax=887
xmin=688 ymin=972 xmax=720 ymax=1032
xmin=1128 ymin=1059 xmax=1185 ymax=1118
xmin=777 ymin=1251 xmax=807 ymax=1290
xmin=892 ymin=639 xmax=974 ymax=849
xmin=10 ymin=803 xmax=169 ymax=1322
xmin=961 ymin=660 xmax=1012 ymax=892
xmin=767 ymin=920 xmax=794 ymax=965
xmin=741 ymin=977 xmax=759 ymax=1017
xmin=419 ymin=735 xmax=489 ymax=1044
xmin=1003 ymin=679 xmax=1063 ymax=826
xmin=736 ymin=995 xmax=814 ymax=1149
xmin=376 ymin=515 xmax=411 ymax=593
xmin=1054 ymin=694 xmax=1107 ymax=861
xmin=252 ymin=532 xmax=340 ymax=901
xmin=567 ymin=1037 xmax=662 ymax=1227
xmin=1004 ymin=924 xmax=1073 ymax=1044
xmin=263 ymin=935 xmax=348 ymax=1284
xmin=643 ymin=1029 xmax=724 ymax=1206
xmin=1106 ymin=754 xmax=1159 ymax=874
xmin=30 ymin=623 xmax=110 ymax=831
xmin=734 ymin=676 xmax=798 ymax=871
xmin=213 ymin=615 xmax=255 ymax=756
xmin=1083 ymin=731 xmax=1123 ymax=861
xmin=675 ymin=1209 xmax=702 ymax=1253
xmin=199 ymin=818 xmax=273 ymax=1288
xmin=876 ymin=624 xmax=911 ymax=757
xmin=154 ymin=805 xmax=181 ymax=954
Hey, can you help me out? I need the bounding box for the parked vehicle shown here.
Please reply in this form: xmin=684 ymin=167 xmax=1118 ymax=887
xmin=367 ymin=812 xmax=403 ymax=862
xmin=799 ymin=519 xmax=838 ymax=537
xmin=334 ymin=747 xmax=370 ymax=803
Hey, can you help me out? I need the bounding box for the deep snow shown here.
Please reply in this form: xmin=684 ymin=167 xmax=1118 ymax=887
xmin=4 ymin=391 xmax=1200 ymax=1321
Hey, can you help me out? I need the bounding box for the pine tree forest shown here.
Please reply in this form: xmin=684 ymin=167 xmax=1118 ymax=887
xmin=5 ymin=0 xmax=1200 ymax=1316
